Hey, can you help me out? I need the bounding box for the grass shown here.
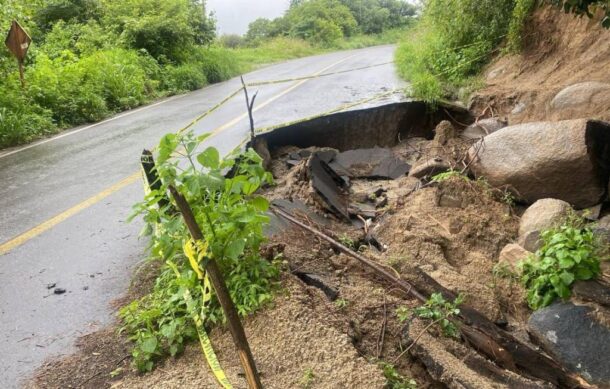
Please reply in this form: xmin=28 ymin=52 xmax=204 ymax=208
xmin=395 ymin=0 xmax=523 ymax=103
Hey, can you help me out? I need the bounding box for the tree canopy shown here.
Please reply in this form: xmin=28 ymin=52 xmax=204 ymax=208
xmin=245 ymin=0 xmax=416 ymax=45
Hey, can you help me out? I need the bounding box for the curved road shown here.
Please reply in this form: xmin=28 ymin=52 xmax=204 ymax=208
xmin=0 ymin=45 xmax=405 ymax=387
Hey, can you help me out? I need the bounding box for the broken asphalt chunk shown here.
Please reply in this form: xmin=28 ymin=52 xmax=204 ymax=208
xmin=329 ymin=147 xmax=410 ymax=179
xmin=308 ymin=153 xmax=350 ymax=220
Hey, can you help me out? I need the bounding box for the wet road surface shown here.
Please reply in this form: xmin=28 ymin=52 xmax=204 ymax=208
xmin=0 ymin=45 xmax=406 ymax=387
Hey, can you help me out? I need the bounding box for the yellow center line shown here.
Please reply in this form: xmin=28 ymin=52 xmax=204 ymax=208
xmin=0 ymin=172 xmax=141 ymax=256
xmin=0 ymin=53 xmax=357 ymax=256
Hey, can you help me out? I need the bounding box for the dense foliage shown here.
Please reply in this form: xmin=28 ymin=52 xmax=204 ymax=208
xmin=245 ymin=0 xmax=416 ymax=46
xmin=519 ymin=219 xmax=605 ymax=310
xmin=0 ymin=0 xmax=224 ymax=148
xmin=1 ymin=0 xmax=413 ymax=149
xmin=122 ymin=131 xmax=279 ymax=371
xmin=396 ymin=0 xmax=516 ymax=102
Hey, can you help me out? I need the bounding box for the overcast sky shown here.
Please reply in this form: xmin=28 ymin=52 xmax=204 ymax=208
xmin=207 ymin=0 xmax=289 ymax=36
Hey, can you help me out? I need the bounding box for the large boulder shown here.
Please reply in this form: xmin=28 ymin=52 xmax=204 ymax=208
xmin=467 ymin=119 xmax=610 ymax=209
xmin=528 ymin=302 xmax=610 ymax=387
xmin=551 ymin=81 xmax=610 ymax=111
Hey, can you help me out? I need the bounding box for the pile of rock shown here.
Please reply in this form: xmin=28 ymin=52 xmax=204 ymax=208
xmin=463 ymin=118 xmax=610 ymax=387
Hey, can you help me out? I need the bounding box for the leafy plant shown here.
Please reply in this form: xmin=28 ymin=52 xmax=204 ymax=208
xmin=519 ymin=219 xmax=603 ymax=310
xmin=121 ymin=130 xmax=279 ymax=371
xmin=398 ymin=293 xmax=463 ymax=338
xmin=396 ymin=306 xmax=411 ymax=323
xmin=381 ymin=362 xmax=417 ymax=389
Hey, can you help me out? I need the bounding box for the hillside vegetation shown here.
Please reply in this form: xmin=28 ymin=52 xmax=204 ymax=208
xmin=396 ymin=0 xmax=610 ymax=103
xmin=0 ymin=0 xmax=415 ymax=149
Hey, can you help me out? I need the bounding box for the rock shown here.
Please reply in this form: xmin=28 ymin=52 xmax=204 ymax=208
xmin=519 ymin=199 xmax=572 ymax=237
xmin=433 ymin=120 xmax=456 ymax=145
xmin=461 ymin=117 xmax=508 ymax=140
xmin=467 ymin=119 xmax=610 ymax=209
xmin=498 ymin=243 xmax=531 ymax=270
xmin=518 ymin=230 xmax=542 ymax=252
xmin=438 ymin=193 xmax=463 ymax=208
xmin=593 ymin=215 xmax=610 ymax=245
xmin=550 ymin=81 xmax=610 ymax=111
xmin=580 ymin=203 xmax=603 ymax=221
xmin=572 ymin=281 xmax=610 ymax=307
xmin=487 ymin=65 xmax=505 ymax=80
xmin=528 ymin=302 xmax=610 ymax=386
xmin=252 ymin=137 xmax=271 ymax=170
xmin=511 ymin=102 xmax=527 ymax=115
xmin=409 ymin=157 xmax=451 ymax=179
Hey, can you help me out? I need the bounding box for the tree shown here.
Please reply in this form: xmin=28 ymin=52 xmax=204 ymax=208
xmin=101 ymin=0 xmax=216 ymax=63
xmin=340 ymin=0 xmax=417 ymax=34
xmin=284 ymin=0 xmax=357 ymax=41
xmin=245 ymin=18 xmax=273 ymax=44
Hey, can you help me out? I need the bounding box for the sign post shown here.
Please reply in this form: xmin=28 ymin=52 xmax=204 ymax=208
xmin=5 ymin=20 xmax=32 ymax=88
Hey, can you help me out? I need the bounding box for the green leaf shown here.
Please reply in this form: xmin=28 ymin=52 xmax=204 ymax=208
xmin=140 ymin=336 xmax=158 ymax=354
xmin=158 ymin=133 xmax=178 ymax=164
xmin=574 ymin=267 xmax=593 ymax=280
xmin=224 ymin=239 xmax=246 ymax=260
xmin=559 ymin=271 xmax=574 ymax=286
xmin=197 ymin=147 xmax=220 ymax=169
xmin=250 ymin=196 xmax=269 ymax=211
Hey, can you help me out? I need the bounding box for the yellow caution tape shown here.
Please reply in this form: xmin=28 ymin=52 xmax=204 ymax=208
xmin=168 ymin=241 xmax=233 ymax=389
xmin=255 ymin=88 xmax=402 ymax=135
xmin=245 ymin=61 xmax=394 ymax=87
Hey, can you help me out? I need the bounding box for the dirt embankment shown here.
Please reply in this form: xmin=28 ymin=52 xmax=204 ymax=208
xmin=471 ymin=6 xmax=610 ymax=123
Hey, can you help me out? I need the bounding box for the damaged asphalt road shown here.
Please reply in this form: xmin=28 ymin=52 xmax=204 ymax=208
xmin=0 ymin=45 xmax=406 ymax=388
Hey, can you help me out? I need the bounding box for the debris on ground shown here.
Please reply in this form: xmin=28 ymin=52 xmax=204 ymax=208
xmin=26 ymin=99 xmax=610 ymax=388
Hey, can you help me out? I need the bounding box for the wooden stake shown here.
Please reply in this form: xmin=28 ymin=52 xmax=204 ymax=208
xmin=140 ymin=149 xmax=171 ymax=210
xmin=18 ymin=60 xmax=25 ymax=89
xmin=240 ymin=76 xmax=258 ymax=143
xmin=169 ymin=185 xmax=263 ymax=389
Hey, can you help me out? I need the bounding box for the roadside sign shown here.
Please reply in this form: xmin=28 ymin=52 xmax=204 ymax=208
xmin=5 ymin=20 xmax=31 ymax=87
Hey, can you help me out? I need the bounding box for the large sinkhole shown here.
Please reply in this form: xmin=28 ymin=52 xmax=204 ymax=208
xmin=256 ymin=101 xmax=473 ymax=152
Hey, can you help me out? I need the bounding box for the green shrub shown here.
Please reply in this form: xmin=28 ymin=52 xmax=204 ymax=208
xmin=507 ymin=0 xmax=538 ymax=52
xmin=396 ymin=0 xmax=516 ymax=102
xmin=163 ymin=63 xmax=207 ymax=92
xmin=519 ymin=218 xmax=605 ymax=310
xmin=193 ymin=47 xmax=240 ymax=84
xmin=124 ymin=131 xmax=279 ymax=371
